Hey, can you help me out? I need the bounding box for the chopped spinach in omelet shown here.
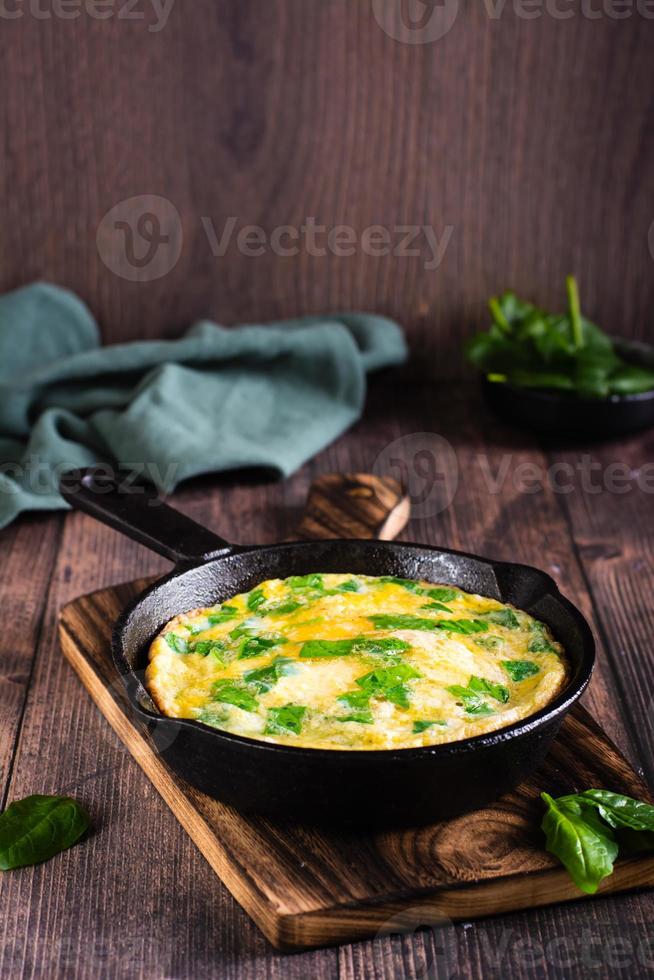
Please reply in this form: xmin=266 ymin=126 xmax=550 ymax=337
xmin=146 ymin=573 xmax=568 ymax=750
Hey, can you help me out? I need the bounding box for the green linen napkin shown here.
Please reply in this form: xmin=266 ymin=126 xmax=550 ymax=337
xmin=0 ymin=283 xmax=407 ymax=529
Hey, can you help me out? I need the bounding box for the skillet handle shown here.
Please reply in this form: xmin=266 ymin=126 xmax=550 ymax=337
xmin=59 ymin=467 xmax=232 ymax=564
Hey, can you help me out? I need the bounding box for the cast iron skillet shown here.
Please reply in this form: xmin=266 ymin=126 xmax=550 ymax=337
xmin=60 ymin=468 xmax=595 ymax=828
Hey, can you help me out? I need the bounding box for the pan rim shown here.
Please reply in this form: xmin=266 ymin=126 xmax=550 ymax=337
xmin=112 ymin=538 xmax=596 ymax=761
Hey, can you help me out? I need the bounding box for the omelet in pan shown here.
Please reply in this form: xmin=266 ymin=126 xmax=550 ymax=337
xmin=146 ymin=574 xmax=568 ymax=750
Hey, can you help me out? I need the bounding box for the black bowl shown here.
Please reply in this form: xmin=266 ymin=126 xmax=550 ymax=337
xmin=481 ymin=338 xmax=654 ymax=440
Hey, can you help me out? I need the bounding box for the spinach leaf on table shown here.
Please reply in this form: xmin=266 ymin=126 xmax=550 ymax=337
xmin=0 ymin=795 xmax=90 ymax=871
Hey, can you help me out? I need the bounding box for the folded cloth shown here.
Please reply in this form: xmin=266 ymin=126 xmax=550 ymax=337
xmin=0 ymin=283 xmax=407 ymax=528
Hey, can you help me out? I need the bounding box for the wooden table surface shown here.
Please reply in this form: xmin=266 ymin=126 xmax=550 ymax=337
xmin=1 ymin=379 xmax=653 ymax=979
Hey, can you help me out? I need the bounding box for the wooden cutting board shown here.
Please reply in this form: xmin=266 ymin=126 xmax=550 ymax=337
xmin=58 ymin=473 xmax=654 ymax=951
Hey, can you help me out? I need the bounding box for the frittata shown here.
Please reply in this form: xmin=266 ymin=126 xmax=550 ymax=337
xmin=146 ymin=573 xmax=568 ymax=750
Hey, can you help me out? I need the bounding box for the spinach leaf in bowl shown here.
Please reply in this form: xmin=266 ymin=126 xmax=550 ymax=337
xmin=467 ymin=277 xmax=654 ymax=398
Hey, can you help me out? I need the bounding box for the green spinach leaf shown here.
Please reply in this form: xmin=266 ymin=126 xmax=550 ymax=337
xmin=369 ymin=614 xmax=487 ymax=634
xmin=468 ymin=675 xmax=510 ymax=703
xmin=246 ymin=589 xmax=267 ymax=612
xmin=502 ymin=659 xmax=540 ymax=681
xmin=165 ymin=633 xmax=189 ymax=654
xmin=352 ymin=637 xmax=411 ymax=657
xmin=378 ymin=576 xmax=424 ymax=593
xmin=378 ymin=578 xmax=459 ymax=604
xmin=0 ymin=795 xmax=90 ymax=871
xmin=424 ymin=587 xmax=459 ymax=603
xmin=299 ymin=639 xmax=355 ymax=658
xmin=466 ymin=277 xmax=654 ymax=397
xmin=446 ymin=684 xmax=494 ymax=716
xmin=541 ymin=792 xmax=619 ymax=894
xmin=355 ymin=663 xmax=421 ymax=692
xmin=237 ymin=635 xmax=287 ymax=660
xmin=475 ymin=635 xmax=502 ymax=650
xmin=208 ymin=605 xmax=238 ymax=625
xmin=265 ymin=704 xmax=306 ymax=735
xmin=484 ymin=609 xmax=520 ymax=630
xmin=287 ymin=574 xmax=324 ymax=592
xmin=260 ymin=600 xmax=303 ymax=616
xmin=337 ymin=691 xmax=374 ymax=724
xmin=353 ymin=663 xmax=421 ymax=710
xmin=191 ymin=639 xmax=227 ymax=662
xmin=412 ymin=720 xmax=447 ymax=733
xmin=369 ymin=614 xmax=440 ymax=631
xmin=569 ymin=790 xmax=654 ymax=832
xmin=229 ymin=621 xmax=260 ymax=640
xmin=243 ymin=657 xmax=296 ymax=693
xmin=435 ymin=619 xmax=489 ymax=635
xmin=529 ymin=635 xmax=556 ymax=654
xmin=211 ymin=681 xmax=259 ymax=712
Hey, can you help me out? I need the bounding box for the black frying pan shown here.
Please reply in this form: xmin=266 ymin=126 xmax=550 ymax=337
xmin=60 ymin=468 xmax=595 ymax=828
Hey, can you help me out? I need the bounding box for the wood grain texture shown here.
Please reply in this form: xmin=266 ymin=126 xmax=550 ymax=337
xmin=0 ymin=515 xmax=63 ymax=804
xmin=295 ymin=472 xmax=409 ymax=540
xmin=0 ymin=4 xmax=652 ymax=373
xmin=52 ymin=466 xmax=654 ymax=950
xmin=1 ymin=381 xmax=654 ymax=977
xmin=57 ymin=577 xmax=654 ymax=951
xmin=547 ymin=429 xmax=654 ymax=789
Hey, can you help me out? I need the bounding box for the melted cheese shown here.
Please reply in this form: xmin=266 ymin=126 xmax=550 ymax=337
xmin=146 ymin=574 xmax=568 ymax=750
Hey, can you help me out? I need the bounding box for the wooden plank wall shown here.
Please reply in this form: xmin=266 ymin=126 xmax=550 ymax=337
xmin=1 ymin=1 xmax=652 ymax=372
